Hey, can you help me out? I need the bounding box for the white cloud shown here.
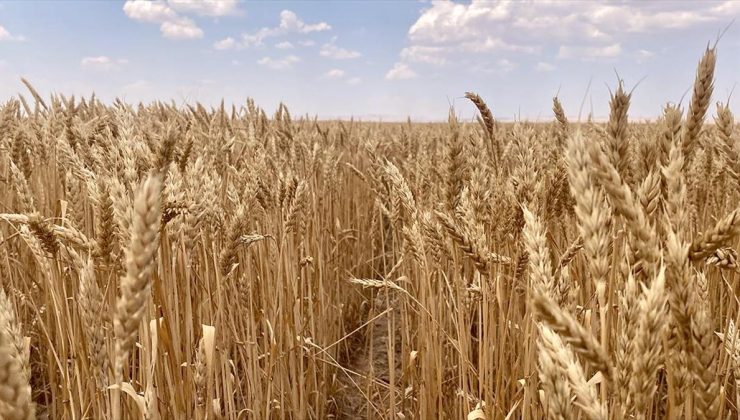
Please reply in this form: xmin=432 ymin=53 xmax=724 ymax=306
xmin=534 ymin=61 xmax=556 ymax=72
xmin=123 ymin=0 xmax=178 ymax=22
xmin=257 ymin=55 xmax=300 ymax=70
xmin=278 ymin=10 xmax=331 ymax=33
xmin=557 ymin=43 xmax=622 ymax=60
xmin=399 ymin=39 xmax=535 ymax=67
xmin=399 ymin=0 xmax=735 ymax=67
xmin=325 ymin=68 xmax=345 ymax=79
xmin=510 ymin=9 xmax=610 ymax=42
xmin=409 ymin=1 xmax=724 ymax=45
xmin=299 ymin=39 xmax=316 ymax=47
xmin=0 ymin=25 xmax=24 ymax=42
xmin=470 ymin=58 xmax=516 ymax=75
xmin=637 ymin=49 xmax=654 ymax=59
xmin=123 ymin=0 xmax=204 ymax=40
xmin=587 ymin=5 xmax=715 ymax=32
xmin=461 ymin=37 xmax=539 ymax=54
xmin=409 ymin=0 xmax=511 ymax=43
xmin=124 ymin=0 xmax=240 ymax=18
xmin=347 ymin=77 xmax=362 ymax=85
xmin=238 ymin=28 xmax=273 ymax=48
xmin=160 ymin=18 xmax=203 ymax=39
xmin=214 ymin=37 xmax=236 ymax=50
xmin=385 ymin=62 xmax=417 ymax=80
xmin=499 ymin=58 xmax=515 ymax=71
xmin=82 ymin=56 xmax=111 ymax=66
xmin=219 ymin=10 xmax=330 ymax=50
xmin=275 ymin=41 xmax=294 ymax=49
xmin=713 ymin=0 xmax=740 ymax=14
xmin=167 ymin=0 xmax=240 ymax=16
xmin=320 ymin=38 xmax=361 ymax=59
xmin=81 ymin=56 xmax=129 ymax=71
xmin=400 ymin=46 xmax=447 ymax=65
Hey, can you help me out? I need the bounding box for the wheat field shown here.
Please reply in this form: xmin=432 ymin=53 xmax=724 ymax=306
xmin=0 ymin=46 xmax=737 ymax=419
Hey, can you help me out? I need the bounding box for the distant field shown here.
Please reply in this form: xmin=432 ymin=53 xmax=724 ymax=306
xmin=0 ymin=47 xmax=736 ymax=419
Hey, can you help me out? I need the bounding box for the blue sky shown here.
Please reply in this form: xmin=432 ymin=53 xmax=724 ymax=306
xmin=0 ymin=0 xmax=739 ymax=121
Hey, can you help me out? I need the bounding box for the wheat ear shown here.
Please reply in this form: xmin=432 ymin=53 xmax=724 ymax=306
xmin=682 ymin=47 xmax=716 ymax=169
xmin=0 ymin=288 xmax=34 ymax=420
xmin=113 ymin=173 xmax=163 ymax=420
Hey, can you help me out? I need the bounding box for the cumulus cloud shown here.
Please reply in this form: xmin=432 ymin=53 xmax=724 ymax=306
xmin=586 ymin=6 xmax=715 ymax=32
xmin=325 ymin=68 xmax=345 ymax=79
xmin=713 ymin=0 xmax=740 ymax=14
xmin=0 ymin=25 xmax=25 ymax=42
xmin=160 ymin=18 xmax=203 ymax=39
xmin=557 ymin=43 xmax=622 ymax=60
xmin=397 ymin=0 xmax=735 ymax=67
xmin=400 ymin=46 xmax=447 ymax=65
xmin=257 ymin=55 xmax=300 ymax=70
xmin=637 ymin=49 xmax=655 ymax=59
xmin=410 ymin=1 xmax=724 ymax=44
xmin=167 ymin=0 xmax=240 ymax=17
xmin=409 ymin=0 xmax=511 ymax=43
xmin=238 ymin=28 xmax=272 ymax=48
xmin=81 ymin=56 xmax=129 ymax=71
xmin=278 ymin=10 xmax=331 ymax=33
xmin=399 ymin=40 xmax=535 ymax=66
xmin=534 ymin=61 xmax=556 ymax=72
xmin=275 ymin=41 xmax=294 ymax=49
xmin=123 ymin=0 xmax=204 ymax=40
xmin=385 ymin=62 xmax=417 ymax=80
xmin=322 ymin=69 xmax=361 ymax=84
xmin=461 ymin=37 xmax=539 ymax=54
xmin=123 ymin=0 xmax=177 ymax=22
xmin=470 ymin=58 xmax=516 ymax=75
xmin=218 ymin=10 xmax=330 ymax=50
xmin=320 ymin=38 xmax=361 ymax=59
xmin=498 ymin=58 xmax=515 ymax=71
xmin=214 ymin=37 xmax=236 ymax=50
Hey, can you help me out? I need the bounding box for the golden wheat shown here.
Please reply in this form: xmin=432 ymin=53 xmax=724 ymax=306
xmin=0 ymin=46 xmax=736 ymax=419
